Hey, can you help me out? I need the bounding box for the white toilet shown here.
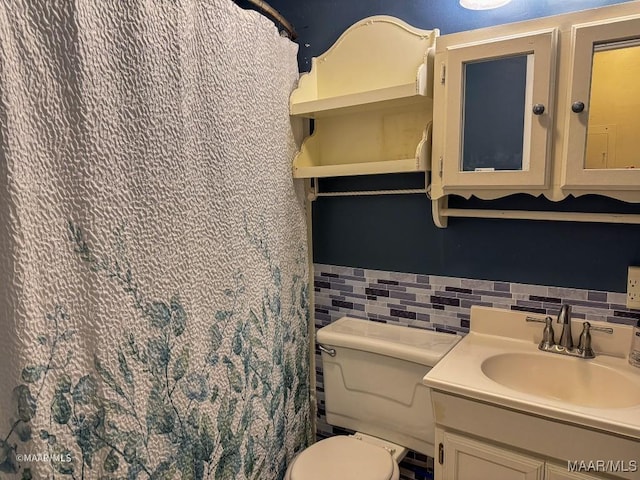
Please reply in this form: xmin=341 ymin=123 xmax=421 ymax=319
xmin=285 ymin=316 xmax=461 ymax=480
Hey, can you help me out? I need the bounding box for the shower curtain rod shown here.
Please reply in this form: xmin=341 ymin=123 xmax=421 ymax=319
xmin=241 ymin=0 xmax=297 ymax=40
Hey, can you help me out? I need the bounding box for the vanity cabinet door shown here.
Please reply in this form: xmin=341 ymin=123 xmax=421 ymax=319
xmin=440 ymin=431 xmax=545 ymax=480
xmin=434 ymin=29 xmax=557 ymax=193
xmin=562 ymin=15 xmax=640 ymax=190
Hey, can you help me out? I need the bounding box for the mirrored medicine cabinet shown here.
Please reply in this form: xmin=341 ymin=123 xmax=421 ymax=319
xmin=563 ymin=15 xmax=640 ymax=190
xmin=584 ymin=42 xmax=640 ymax=170
xmin=431 ymin=4 xmax=640 ymax=211
xmin=435 ymin=29 xmax=556 ymax=193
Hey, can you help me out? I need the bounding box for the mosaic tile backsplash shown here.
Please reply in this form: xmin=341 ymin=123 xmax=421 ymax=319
xmin=313 ymin=263 xmax=640 ymax=480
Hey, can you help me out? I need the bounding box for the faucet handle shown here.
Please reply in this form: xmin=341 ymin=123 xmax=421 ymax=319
xmin=577 ymin=322 xmax=595 ymax=359
xmin=526 ymin=316 xmax=555 ymax=350
xmin=588 ymin=324 xmax=613 ymax=334
xmin=525 ymin=316 xmax=546 ymax=324
xmin=539 ymin=316 xmax=555 ymax=350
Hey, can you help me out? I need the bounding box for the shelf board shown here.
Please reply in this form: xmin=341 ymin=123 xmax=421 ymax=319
xmin=290 ymin=82 xmax=427 ymax=118
xmin=293 ymin=157 xmax=426 ymax=179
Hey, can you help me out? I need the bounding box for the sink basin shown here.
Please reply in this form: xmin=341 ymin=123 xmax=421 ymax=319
xmin=481 ymin=352 xmax=640 ymax=408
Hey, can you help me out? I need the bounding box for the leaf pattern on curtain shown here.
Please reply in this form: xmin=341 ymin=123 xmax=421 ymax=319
xmin=0 ymin=222 xmax=310 ymax=480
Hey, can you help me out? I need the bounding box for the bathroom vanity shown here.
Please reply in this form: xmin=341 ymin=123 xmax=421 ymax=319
xmin=423 ymin=306 xmax=640 ymax=480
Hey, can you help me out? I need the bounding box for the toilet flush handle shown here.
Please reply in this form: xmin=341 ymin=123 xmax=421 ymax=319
xmin=318 ymin=344 xmax=336 ymax=357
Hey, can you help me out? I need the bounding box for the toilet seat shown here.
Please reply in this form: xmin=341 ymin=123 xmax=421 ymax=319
xmin=286 ymin=436 xmax=398 ymax=480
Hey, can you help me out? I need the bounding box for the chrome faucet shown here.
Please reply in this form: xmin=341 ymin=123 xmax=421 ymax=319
xmin=525 ymin=304 xmax=613 ymax=359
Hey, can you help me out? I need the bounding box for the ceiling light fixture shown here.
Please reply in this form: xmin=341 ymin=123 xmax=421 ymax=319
xmin=459 ymin=0 xmax=512 ymax=10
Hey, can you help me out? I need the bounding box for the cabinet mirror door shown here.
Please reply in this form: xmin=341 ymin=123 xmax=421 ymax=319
xmin=440 ymin=30 xmax=556 ymax=190
xmin=462 ymin=55 xmax=530 ymax=173
xmin=563 ymin=16 xmax=640 ymax=189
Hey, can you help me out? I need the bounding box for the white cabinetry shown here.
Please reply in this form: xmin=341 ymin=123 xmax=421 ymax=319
xmin=439 ymin=431 xmax=544 ymax=480
xmin=437 ymin=430 xmax=615 ymax=480
xmin=432 ymin=390 xmax=639 ymax=480
xmin=429 ymin=3 xmax=640 ymax=227
xmin=432 ymin=29 xmax=556 ymax=197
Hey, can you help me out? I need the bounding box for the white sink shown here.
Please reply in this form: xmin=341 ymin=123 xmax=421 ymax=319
xmin=481 ymin=352 xmax=640 ymax=408
xmin=423 ymin=306 xmax=640 ymax=440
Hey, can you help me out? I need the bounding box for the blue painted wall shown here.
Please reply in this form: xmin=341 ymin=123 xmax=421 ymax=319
xmin=266 ymin=0 xmax=640 ymax=292
xmin=268 ymin=0 xmax=636 ymax=71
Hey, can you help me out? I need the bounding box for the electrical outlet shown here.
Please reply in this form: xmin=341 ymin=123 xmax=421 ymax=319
xmin=628 ymin=266 xmax=640 ymax=309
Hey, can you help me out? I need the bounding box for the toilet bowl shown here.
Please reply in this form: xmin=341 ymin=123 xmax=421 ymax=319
xmin=284 ymin=434 xmax=405 ymax=480
xmin=285 ymin=317 xmax=460 ymax=480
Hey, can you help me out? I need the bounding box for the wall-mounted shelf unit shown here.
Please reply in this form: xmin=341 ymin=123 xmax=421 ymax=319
xmin=290 ymin=16 xmax=438 ymax=179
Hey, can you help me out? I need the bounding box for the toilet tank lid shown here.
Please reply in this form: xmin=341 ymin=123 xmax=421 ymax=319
xmin=317 ymin=317 xmax=461 ymax=367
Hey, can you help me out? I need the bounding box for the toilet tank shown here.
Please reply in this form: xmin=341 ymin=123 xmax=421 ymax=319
xmin=317 ymin=317 xmax=460 ymax=456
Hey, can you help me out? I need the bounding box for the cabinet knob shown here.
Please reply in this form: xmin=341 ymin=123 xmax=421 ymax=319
xmin=571 ymin=101 xmax=585 ymax=113
xmin=532 ymin=104 xmax=545 ymax=115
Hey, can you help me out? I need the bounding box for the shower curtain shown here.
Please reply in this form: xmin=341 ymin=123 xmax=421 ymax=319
xmin=0 ymin=1 xmax=310 ymax=479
